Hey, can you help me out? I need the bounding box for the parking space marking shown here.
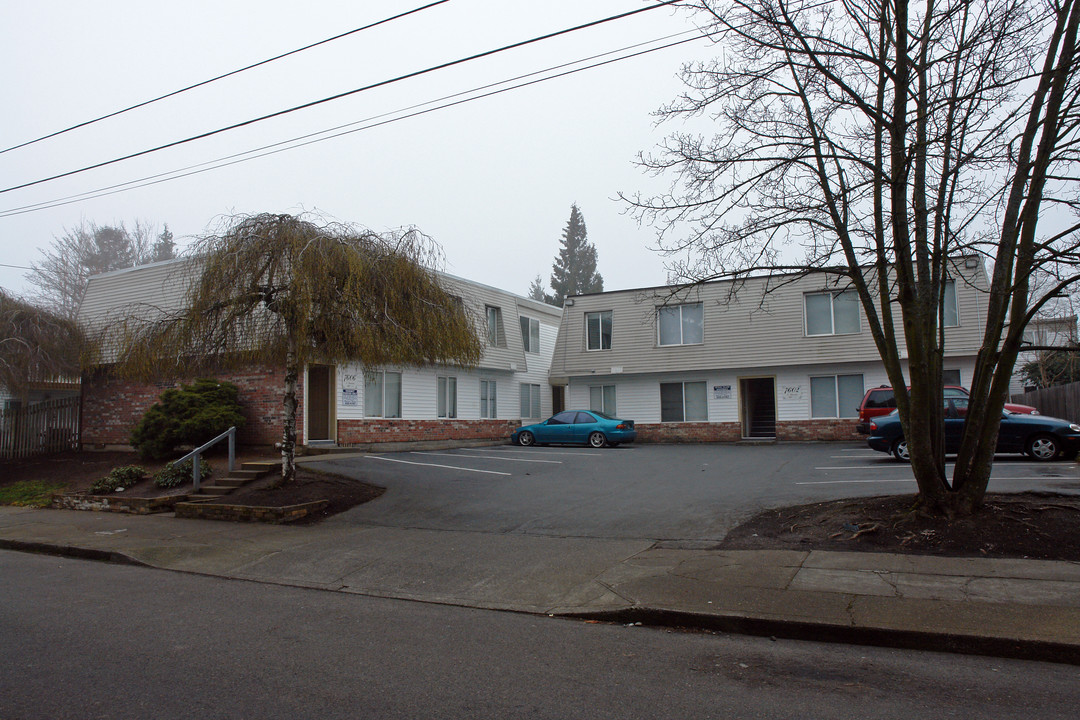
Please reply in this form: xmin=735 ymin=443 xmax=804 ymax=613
xmin=797 ymin=478 xmax=917 ymax=485
xmin=368 ymin=455 xmax=511 ymax=476
xmin=412 ymin=452 xmax=562 ymax=464
xmin=457 ymin=447 xmax=603 ymax=457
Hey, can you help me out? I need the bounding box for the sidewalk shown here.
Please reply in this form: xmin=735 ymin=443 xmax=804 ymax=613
xmin=2 ymin=505 xmax=1078 ymax=664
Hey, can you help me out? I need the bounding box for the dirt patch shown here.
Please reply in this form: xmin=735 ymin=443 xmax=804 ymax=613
xmin=719 ymin=492 xmax=1080 ymax=561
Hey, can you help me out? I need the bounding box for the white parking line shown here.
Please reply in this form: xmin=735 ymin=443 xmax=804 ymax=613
xmin=457 ymin=447 xmax=602 ymax=457
xmin=412 ymin=452 xmax=562 ymax=464
xmin=367 ymin=455 xmax=511 ymax=476
xmin=797 ymin=478 xmax=918 ymax=485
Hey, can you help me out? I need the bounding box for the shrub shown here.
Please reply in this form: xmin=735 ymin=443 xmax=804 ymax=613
xmin=154 ymin=457 xmax=212 ymax=489
xmin=130 ymin=378 xmax=245 ymax=460
xmin=90 ymin=465 xmax=147 ymax=494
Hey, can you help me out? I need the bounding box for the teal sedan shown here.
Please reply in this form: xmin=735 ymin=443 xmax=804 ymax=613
xmin=511 ymin=410 xmax=637 ymax=448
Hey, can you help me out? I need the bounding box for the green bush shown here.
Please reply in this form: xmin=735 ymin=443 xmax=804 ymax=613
xmin=154 ymin=457 xmax=212 ymax=489
xmin=130 ymin=378 xmax=245 ymax=460
xmin=90 ymin=465 xmax=147 ymax=494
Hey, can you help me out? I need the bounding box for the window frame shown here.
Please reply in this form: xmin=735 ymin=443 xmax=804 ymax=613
xmin=519 ymin=315 xmax=541 ymax=354
xmin=943 ymin=279 xmax=959 ymax=328
xmin=809 ymin=373 xmax=864 ymax=419
xmin=804 ymin=290 xmax=860 ymax=337
xmin=480 ymin=379 xmax=497 ymax=419
xmin=589 ymin=384 xmax=617 ymax=416
xmin=364 ymin=370 xmax=402 ymax=419
xmin=657 ymin=303 xmax=704 ymax=347
xmin=585 ymin=311 xmax=613 ymax=351
xmin=659 ymin=381 xmax=708 ymax=423
xmin=519 ymin=382 xmax=541 ymax=419
xmin=486 ymin=306 xmax=503 ymax=347
xmin=437 ymin=375 xmax=457 ymax=419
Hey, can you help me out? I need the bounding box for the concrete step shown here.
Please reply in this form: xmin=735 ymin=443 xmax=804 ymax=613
xmin=196 ymin=485 xmax=233 ymax=496
xmin=224 ymin=469 xmax=264 ymax=481
xmin=215 ymin=478 xmax=250 ymax=488
xmin=241 ymin=461 xmax=278 ymax=472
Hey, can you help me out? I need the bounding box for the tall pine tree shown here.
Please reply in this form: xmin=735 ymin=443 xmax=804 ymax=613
xmin=547 ymin=204 xmax=603 ymax=305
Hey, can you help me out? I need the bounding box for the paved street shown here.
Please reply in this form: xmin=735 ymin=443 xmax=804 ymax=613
xmin=310 ymin=443 xmax=1080 ymax=542
xmin=5 ymin=550 xmax=1079 ymax=720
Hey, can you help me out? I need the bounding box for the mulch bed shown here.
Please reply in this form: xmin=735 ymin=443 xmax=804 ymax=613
xmin=213 ymin=469 xmax=385 ymax=524
xmin=718 ymin=492 xmax=1080 ymax=561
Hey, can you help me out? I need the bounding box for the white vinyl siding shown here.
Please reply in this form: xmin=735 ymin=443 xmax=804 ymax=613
xmin=660 ymin=381 xmax=707 ymax=422
xmin=437 ymin=376 xmax=457 ymax=418
xmin=585 ymin=311 xmax=612 ymax=350
xmin=805 ymin=291 xmax=860 ymax=336
xmin=658 ymin=303 xmax=703 ymax=346
xmin=810 ymin=374 xmax=864 ymax=418
xmin=364 ymin=371 xmax=401 ymax=418
xmin=589 ymin=385 xmax=616 ymax=415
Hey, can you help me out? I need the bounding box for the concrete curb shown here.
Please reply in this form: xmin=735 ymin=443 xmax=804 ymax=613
xmin=4 ymin=535 xmax=1077 ymax=666
xmin=565 ymin=607 xmax=1080 ymax=666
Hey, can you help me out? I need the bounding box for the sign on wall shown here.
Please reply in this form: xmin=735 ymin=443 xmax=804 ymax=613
xmin=781 ymin=385 xmax=804 ymax=401
xmin=713 ymin=384 xmax=732 ymax=399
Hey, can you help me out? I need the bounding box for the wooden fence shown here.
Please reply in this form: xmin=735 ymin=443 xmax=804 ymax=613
xmin=1012 ymin=381 xmax=1080 ymax=422
xmin=0 ymin=396 xmax=81 ymax=460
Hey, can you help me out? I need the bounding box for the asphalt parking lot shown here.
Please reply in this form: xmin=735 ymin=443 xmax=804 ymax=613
xmin=311 ymin=443 xmax=1080 ymax=544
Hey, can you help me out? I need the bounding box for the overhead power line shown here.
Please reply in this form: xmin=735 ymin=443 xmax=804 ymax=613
xmin=0 ymin=31 xmax=705 ymax=218
xmin=0 ymin=0 xmax=680 ymax=196
xmin=0 ymin=0 xmax=451 ymax=156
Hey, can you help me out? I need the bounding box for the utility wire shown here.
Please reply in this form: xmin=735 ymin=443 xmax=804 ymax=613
xmin=0 ymin=0 xmax=451 ymax=156
xmin=0 ymin=0 xmax=679 ymax=196
xmin=0 ymin=31 xmax=704 ymax=218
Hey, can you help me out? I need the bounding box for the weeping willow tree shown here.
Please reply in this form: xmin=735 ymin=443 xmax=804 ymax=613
xmin=104 ymin=213 xmax=483 ymax=485
xmin=0 ymin=289 xmax=85 ymax=397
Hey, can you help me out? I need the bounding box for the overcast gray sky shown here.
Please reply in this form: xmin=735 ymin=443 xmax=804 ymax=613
xmin=0 ymin=0 xmax=718 ymax=299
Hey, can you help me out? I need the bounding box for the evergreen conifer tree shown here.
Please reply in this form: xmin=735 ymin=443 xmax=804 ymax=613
xmin=547 ymin=204 xmax=603 ymax=305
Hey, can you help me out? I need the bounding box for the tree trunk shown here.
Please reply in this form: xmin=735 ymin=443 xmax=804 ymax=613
xmin=276 ymin=345 xmax=298 ymax=488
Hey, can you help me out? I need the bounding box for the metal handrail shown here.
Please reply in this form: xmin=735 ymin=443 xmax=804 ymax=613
xmin=174 ymin=426 xmax=236 ymax=492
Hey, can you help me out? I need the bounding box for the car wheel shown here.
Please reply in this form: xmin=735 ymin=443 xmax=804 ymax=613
xmin=518 ymin=431 xmax=535 ymax=447
xmin=1027 ymin=434 xmax=1059 ymax=461
xmin=891 ymin=438 xmax=910 ymax=462
xmin=588 ymin=431 xmax=607 ymax=448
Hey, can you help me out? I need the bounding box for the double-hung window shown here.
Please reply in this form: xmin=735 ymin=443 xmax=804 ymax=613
xmin=589 ymin=385 xmax=616 ymax=416
xmin=364 ymin=370 xmax=401 ymax=418
xmin=480 ymin=380 xmax=497 ymax=419
xmin=810 ymin=374 xmax=864 ymax=418
xmin=943 ymin=280 xmax=959 ymax=327
xmin=805 ymin=290 xmax=860 ymax=336
xmin=585 ymin=311 xmax=612 ymax=350
xmin=660 ymin=381 xmax=707 ymax=422
xmin=520 ymin=316 xmax=540 ymax=353
xmin=658 ymin=303 xmax=703 ymax=346
xmin=437 ymin=376 xmax=457 ymax=419
xmin=486 ymin=306 xmax=503 ymax=346
xmin=519 ymin=383 xmax=541 ymax=418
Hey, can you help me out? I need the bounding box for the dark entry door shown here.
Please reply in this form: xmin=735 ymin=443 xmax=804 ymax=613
xmin=308 ymin=365 xmax=332 ymax=441
xmin=740 ymin=377 xmax=776 ymax=438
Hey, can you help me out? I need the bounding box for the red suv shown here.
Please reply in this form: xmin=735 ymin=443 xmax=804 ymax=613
xmin=855 ymin=385 xmax=1038 ymax=434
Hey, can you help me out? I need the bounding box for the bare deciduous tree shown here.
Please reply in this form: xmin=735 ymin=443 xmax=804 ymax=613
xmin=0 ymin=290 xmax=85 ymax=397
xmin=28 ymin=219 xmax=161 ymax=320
xmin=627 ymin=0 xmax=1080 ymax=516
xmin=100 ymin=213 xmax=483 ymax=485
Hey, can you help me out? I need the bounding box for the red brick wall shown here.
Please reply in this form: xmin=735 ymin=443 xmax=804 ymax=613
xmin=636 ymin=419 xmax=861 ymax=442
xmin=81 ymin=366 xmax=300 ymax=449
xmin=337 ymin=419 xmax=518 ymax=445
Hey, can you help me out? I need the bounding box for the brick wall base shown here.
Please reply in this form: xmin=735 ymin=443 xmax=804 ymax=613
xmin=337 ymin=419 xmax=519 ymax=445
xmin=81 ymin=365 xmax=299 ymax=450
xmin=636 ymin=419 xmax=861 ymax=443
